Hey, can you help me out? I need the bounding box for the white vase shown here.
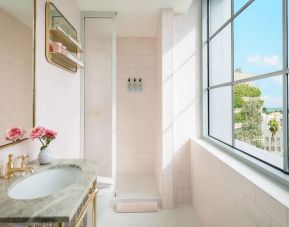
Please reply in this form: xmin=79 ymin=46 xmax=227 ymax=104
xmin=38 ymin=147 xmax=53 ymax=165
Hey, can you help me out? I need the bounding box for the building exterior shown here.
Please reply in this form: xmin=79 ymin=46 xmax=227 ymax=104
xmin=262 ymin=112 xmax=283 ymax=154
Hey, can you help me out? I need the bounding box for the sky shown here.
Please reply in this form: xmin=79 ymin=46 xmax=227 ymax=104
xmin=233 ymin=0 xmax=283 ymax=108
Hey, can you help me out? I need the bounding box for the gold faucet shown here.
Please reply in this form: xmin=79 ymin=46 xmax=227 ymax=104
xmin=1 ymin=154 xmax=34 ymax=179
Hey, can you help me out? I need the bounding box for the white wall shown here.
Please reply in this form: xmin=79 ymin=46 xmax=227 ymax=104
xmin=0 ymin=0 xmax=82 ymax=171
xmin=116 ymin=37 xmax=157 ymax=176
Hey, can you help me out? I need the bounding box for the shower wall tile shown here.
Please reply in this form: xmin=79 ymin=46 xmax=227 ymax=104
xmin=191 ymin=139 xmax=289 ymax=227
xmin=172 ymin=11 xmax=199 ymax=205
xmin=161 ymin=8 xmax=174 ymax=209
xmin=116 ymin=5 xmax=201 ymax=208
xmin=155 ymin=22 xmax=163 ymax=200
xmin=156 ymin=6 xmax=200 ymax=207
xmin=154 ymin=8 xmax=194 ymax=208
xmin=116 ymin=37 xmax=157 ymax=176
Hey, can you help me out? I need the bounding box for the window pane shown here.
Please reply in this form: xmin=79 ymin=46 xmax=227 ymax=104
xmin=209 ymin=0 xmax=231 ymax=36
xmin=234 ymin=0 xmax=282 ymax=80
xmin=234 ymin=76 xmax=283 ymax=168
xmin=209 ymin=86 xmax=232 ymax=145
xmin=234 ymin=0 xmax=249 ymax=13
xmin=209 ymin=25 xmax=232 ymax=86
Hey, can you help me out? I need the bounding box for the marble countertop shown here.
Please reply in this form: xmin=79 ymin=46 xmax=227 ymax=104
xmin=0 ymin=159 xmax=103 ymax=223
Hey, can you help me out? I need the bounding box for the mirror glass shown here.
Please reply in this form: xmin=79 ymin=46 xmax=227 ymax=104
xmin=0 ymin=0 xmax=34 ymax=147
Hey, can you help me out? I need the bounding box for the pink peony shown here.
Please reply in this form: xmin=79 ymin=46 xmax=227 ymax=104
xmin=29 ymin=126 xmax=57 ymax=151
xmin=29 ymin=126 xmax=45 ymax=140
xmin=45 ymin=129 xmax=57 ymax=139
xmin=5 ymin=127 xmax=25 ymax=142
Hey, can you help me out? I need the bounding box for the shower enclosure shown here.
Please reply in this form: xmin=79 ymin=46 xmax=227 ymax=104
xmin=81 ymin=13 xmax=161 ymax=210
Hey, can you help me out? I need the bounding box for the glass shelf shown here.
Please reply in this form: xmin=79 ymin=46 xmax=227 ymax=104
xmin=50 ymin=25 xmax=84 ymax=54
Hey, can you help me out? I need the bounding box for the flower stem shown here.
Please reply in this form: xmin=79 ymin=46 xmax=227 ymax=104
xmin=39 ymin=138 xmax=45 ymax=147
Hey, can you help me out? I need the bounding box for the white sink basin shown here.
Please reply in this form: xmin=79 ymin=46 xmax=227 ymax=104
xmin=8 ymin=165 xmax=82 ymax=200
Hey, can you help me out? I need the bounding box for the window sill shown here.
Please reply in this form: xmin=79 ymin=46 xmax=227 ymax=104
xmin=192 ymin=137 xmax=289 ymax=208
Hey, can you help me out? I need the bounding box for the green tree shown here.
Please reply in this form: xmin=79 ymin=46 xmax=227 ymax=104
xmin=234 ymin=84 xmax=261 ymax=108
xmin=235 ymin=98 xmax=264 ymax=149
xmin=234 ymin=83 xmax=264 ymax=149
xmin=234 ymin=111 xmax=246 ymax=123
xmin=262 ymin=107 xmax=269 ymax=114
xmin=268 ymin=118 xmax=279 ymax=152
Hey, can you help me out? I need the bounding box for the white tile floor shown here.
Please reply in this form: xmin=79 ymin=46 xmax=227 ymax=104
xmin=98 ymin=205 xmax=201 ymax=227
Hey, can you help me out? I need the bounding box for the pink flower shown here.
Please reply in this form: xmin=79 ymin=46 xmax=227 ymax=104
xmin=29 ymin=126 xmax=45 ymax=140
xmin=45 ymin=129 xmax=57 ymax=139
xmin=5 ymin=127 xmax=25 ymax=142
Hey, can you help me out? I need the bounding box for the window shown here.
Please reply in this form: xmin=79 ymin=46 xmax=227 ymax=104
xmin=209 ymin=87 xmax=232 ymax=144
xmin=234 ymin=0 xmax=282 ymax=79
xmin=204 ymin=0 xmax=287 ymax=171
xmin=209 ymin=25 xmax=232 ymax=86
xmin=234 ymin=77 xmax=283 ymax=166
xmin=209 ymin=0 xmax=231 ymax=35
xmin=234 ymin=0 xmax=249 ymax=13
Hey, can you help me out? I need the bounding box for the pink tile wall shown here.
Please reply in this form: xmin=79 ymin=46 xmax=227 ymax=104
xmin=172 ymin=9 xmax=201 ymax=204
xmin=161 ymin=8 xmax=174 ymax=209
xmin=116 ymin=37 xmax=157 ymax=175
xmin=155 ymin=23 xmax=163 ymax=198
xmin=191 ymin=140 xmax=289 ymax=227
xmin=158 ymin=5 xmax=201 ymax=206
xmin=0 ymin=9 xmax=33 ymax=146
xmin=0 ymin=0 xmax=81 ymax=173
xmin=35 ymin=0 xmax=81 ymax=159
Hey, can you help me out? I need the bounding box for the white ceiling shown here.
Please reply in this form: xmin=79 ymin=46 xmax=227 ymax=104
xmin=75 ymin=0 xmax=193 ymax=37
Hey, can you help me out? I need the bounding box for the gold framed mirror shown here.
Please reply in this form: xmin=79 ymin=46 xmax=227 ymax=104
xmin=0 ymin=0 xmax=36 ymax=148
xmin=45 ymin=2 xmax=84 ymax=73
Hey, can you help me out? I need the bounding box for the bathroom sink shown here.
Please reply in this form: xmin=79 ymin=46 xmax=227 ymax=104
xmin=8 ymin=165 xmax=82 ymax=200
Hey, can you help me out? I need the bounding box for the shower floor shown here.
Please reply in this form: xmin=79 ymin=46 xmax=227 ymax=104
xmin=114 ymin=174 xmax=161 ymax=203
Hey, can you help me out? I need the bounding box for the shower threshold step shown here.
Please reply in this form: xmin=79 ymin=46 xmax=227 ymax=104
xmin=113 ymin=174 xmax=162 ymax=207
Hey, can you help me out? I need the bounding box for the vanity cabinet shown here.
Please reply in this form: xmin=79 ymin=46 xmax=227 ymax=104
xmin=28 ymin=184 xmax=96 ymax=227
xmin=31 ymin=181 xmax=97 ymax=227
xmin=0 ymin=160 xmax=102 ymax=227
